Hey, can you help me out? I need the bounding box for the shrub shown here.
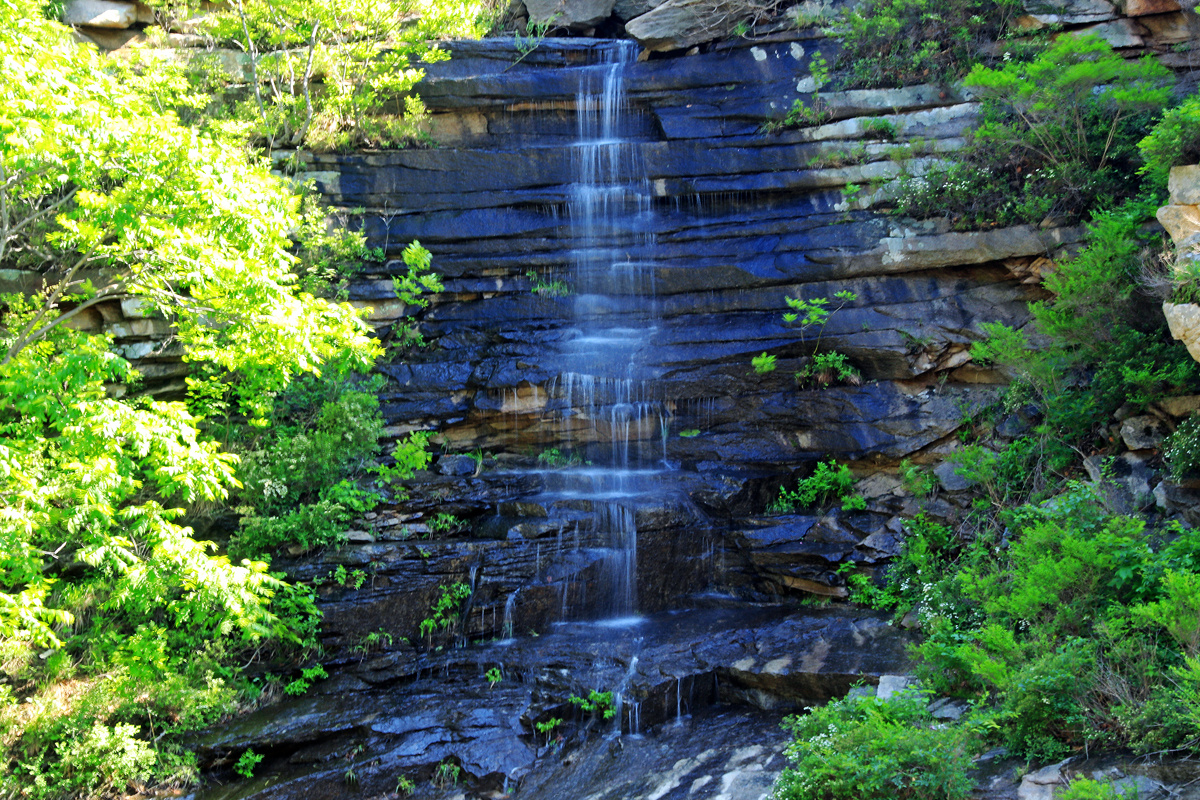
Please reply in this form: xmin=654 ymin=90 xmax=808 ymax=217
xmin=898 ymin=37 xmax=1173 ymax=228
xmin=1165 ymin=414 xmax=1200 ymax=479
xmin=773 ymin=689 xmax=976 ymax=800
xmin=1139 ymin=92 xmax=1200 ymax=190
xmin=769 ymin=459 xmax=856 ymax=513
xmin=999 ymin=643 xmax=1097 ymax=762
xmin=833 ymin=0 xmax=1019 ymax=89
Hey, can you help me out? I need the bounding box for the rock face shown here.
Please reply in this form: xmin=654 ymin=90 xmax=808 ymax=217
xmin=1158 ymin=166 xmax=1200 ymax=362
xmin=193 ymin=604 xmax=910 ymax=799
xmin=306 ymin=37 xmax=1058 ymax=474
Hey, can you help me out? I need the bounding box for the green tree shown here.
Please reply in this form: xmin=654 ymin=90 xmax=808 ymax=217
xmin=0 ymin=1 xmax=429 ymax=792
xmin=174 ymin=0 xmax=492 ymax=150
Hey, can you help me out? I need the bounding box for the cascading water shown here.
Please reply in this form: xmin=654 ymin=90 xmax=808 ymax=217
xmin=547 ymin=41 xmax=668 ymax=621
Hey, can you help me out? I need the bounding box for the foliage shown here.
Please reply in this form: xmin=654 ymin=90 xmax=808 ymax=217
xmin=797 ymin=350 xmax=862 ymax=388
xmin=1139 ymin=93 xmax=1200 ymax=190
xmin=427 ymin=512 xmax=466 ymax=536
xmin=526 ymin=269 xmax=572 ymax=297
xmin=968 ymin=202 xmax=1196 ymax=495
xmin=569 ymin=690 xmax=616 ymax=720
xmin=235 ymin=748 xmax=264 ymax=779
xmin=770 ymin=459 xmax=857 ymax=513
xmin=226 ymin=372 xmax=430 ymax=559
xmin=419 ymin=583 xmax=472 ymax=646
xmin=433 ymin=759 xmax=461 ymax=788
xmin=774 ymin=688 xmax=977 ymax=800
xmin=534 ymin=717 xmax=562 ymax=742
xmin=0 ymin=6 xmax=378 ymax=421
xmin=900 ymin=483 xmax=1200 ymax=760
xmin=752 ymin=352 xmax=778 ymax=374
xmin=784 ymin=290 xmax=859 ymax=388
xmin=0 ymin=3 xmax=439 ymax=794
xmin=899 ymin=459 xmax=937 ymax=498
xmin=486 ymin=667 xmax=503 ymax=687
xmin=179 ymin=0 xmax=491 ymax=151
xmin=536 ymin=448 xmax=582 ymax=468
xmin=833 ymin=0 xmax=1018 ymax=89
xmin=284 ymin=664 xmax=329 ymax=696
xmin=897 ymin=37 xmax=1173 ymax=229
xmin=1165 ymin=414 xmax=1200 ymax=479
xmin=1056 ymin=778 xmax=1122 ymax=800
xmin=763 ymin=51 xmax=829 ymax=131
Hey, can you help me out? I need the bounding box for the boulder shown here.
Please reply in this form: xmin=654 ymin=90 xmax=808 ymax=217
xmin=625 ymin=0 xmax=724 ymax=51
xmin=1164 ymin=302 xmax=1200 ymax=363
xmin=613 ymin=0 xmax=664 ymax=20
xmin=1017 ymin=0 xmax=1117 ymax=26
xmin=524 ymin=0 xmax=616 ymax=28
xmin=933 ymin=460 xmax=972 ymax=492
xmin=1119 ymin=415 xmax=1170 ymax=451
xmin=437 ymin=453 xmax=479 ymax=476
xmin=1122 ymin=0 xmax=1181 ymax=13
xmin=1155 ymin=203 xmax=1200 ymax=245
xmin=1018 ymin=759 xmax=1072 ymax=800
xmin=1071 ymin=18 xmax=1147 ymax=47
xmin=1170 ymin=165 xmax=1200 ymax=206
xmin=1156 ymin=395 xmax=1200 ymax=418
xmin=63 ymin=0 xmax=136 ymax=27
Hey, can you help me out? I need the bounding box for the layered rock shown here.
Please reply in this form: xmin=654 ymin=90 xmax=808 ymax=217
xmin=302 ymin=37 xmax=1061 ymax=474
xmin=1159 ymin=166 xmax=1200 ymax=362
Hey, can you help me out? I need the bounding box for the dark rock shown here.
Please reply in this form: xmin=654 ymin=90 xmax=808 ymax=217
xmin=437 ymin=453 xmax=480 ymax=476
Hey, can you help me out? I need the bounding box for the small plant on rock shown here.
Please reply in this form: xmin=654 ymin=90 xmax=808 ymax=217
xmin=535 ymin=717 xmax=563 ymax=745
xmin=769 ymin=459 xmax=857 ymax=513
xmin=432 ymin=759 xmax=461 ymax=789
xmin=419 ymin=583 xmax=472 ymax=647
xmin=569 ymin=690 xmax=616 ymax=719
xmin=752 ymin=352 xmax=778 ymax=374
xmin=784 ymin=289 xmax=860 ymax=388
xmin=284 ymin=664 xmax=329 ymax=696
xmin=235 ymin=749 xmax=264 ymax=779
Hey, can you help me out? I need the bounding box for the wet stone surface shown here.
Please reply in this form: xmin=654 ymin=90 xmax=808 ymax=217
xmin=191 ymin=604 xmax=909 ymax=800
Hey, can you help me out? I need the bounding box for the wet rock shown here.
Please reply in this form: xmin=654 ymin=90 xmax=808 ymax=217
xmin=856 ymin=472 xmax=903 ymax=500
xmin=1085 ymin=452 xmax=1157 ymax=513
xmin=928 ymin=697 xmax=968 ymax=720
xmin=439 ymin=454 xmax=480 ymax=476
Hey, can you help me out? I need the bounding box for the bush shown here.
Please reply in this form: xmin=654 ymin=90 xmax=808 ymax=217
xmin=774 ymin=689 xmax=976 ymax=800
xmin=897 ymin=37 xmax=1172 ymax=228
xmin=999 ymin=643 xmax=1097 ymax=762
xmin=1139 ymin=92 xmax=1200 ymax=190
xmin=834 ymin=0 xmax=1018 ymax=89
xmin=769 ymin=459 xmax=856 ymax=513
xmin=1165 ymin=414 xmax=1200 ymax=479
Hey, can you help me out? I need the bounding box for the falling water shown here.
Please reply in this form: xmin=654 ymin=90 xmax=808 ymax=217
xmin=546 ymin=41 xmax=668 ymax=621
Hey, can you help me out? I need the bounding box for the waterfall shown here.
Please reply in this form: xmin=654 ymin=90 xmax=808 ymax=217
xmin=552 ymin=41 xmax=665 ymax=621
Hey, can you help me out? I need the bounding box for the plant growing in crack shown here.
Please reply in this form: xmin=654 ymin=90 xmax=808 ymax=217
xmin=784 ymin=289 xmax=862 ymax=388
